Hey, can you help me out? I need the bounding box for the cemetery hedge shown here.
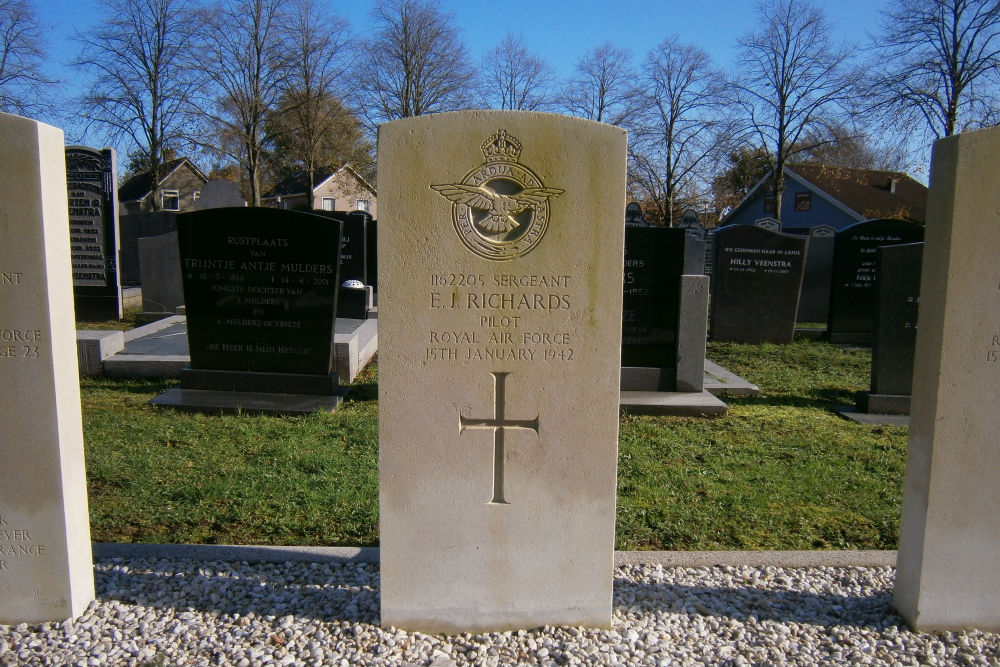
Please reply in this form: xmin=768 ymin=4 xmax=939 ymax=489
xmin=80 ymin=339 xmax=907 ymax=551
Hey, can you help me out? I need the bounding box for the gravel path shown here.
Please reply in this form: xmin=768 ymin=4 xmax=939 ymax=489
xmin=3 ymin=557 xmax=999 ymax=666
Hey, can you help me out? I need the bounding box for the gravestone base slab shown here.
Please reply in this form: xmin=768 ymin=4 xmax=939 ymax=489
xmin=620 ymin=390 xmax=727 ymax=417
xmin=856 ymin=392 xmax=910 ymax=415
xmin=180 ymin=368 xmax=339 ymax=395
xmin=621 ymin=366 xmax=677 ymax=391
xmin=835 ymin=407 xmax=910 ymax=426
xmin=150 ymin=388 xmax=343 ymax=415
xmin=828 ymin=332 xmax=872 ymax=345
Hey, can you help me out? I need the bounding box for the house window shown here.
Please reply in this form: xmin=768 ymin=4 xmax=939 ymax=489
xmin=322 ymin=197 xmax=335 ymax=211
xmin=161 ymin=190 xmax=179 ymax=211
xmin=356 ymin=199 xmax=370 ymax=213
xmin=794 ymin=192 xmax=812 ymax=211
xmin=763 ymin=196 xmax=776 ymax=213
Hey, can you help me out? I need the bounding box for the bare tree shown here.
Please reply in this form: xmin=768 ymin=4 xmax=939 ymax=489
xmin=629 ymin=37 xmax=736 ymax=226
xmin=74 ymin=0 xmax=202 ymax=210
xmin=0 ymin=0 xmax=54 ymax=116
xmin=354 ymin=0 xmax=474 ymax=125
xmin=273 ymin=0 xmax=353 ymax=199
xmin=732 ymin=0 xmax=860 ymax=222
xmin=561 ymin=42 xmax=641 ymax=126
xmin=478 ymin=32 xmax=554 ymax=111
xmin=869 ymin=0 xmax=1000 ymax=140
xmin=198 ymin=0 xmax=290 ymax=206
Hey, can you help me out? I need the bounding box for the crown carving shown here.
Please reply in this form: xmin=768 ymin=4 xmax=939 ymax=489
xmin=481 ymin=130 xmax=521 ymax=163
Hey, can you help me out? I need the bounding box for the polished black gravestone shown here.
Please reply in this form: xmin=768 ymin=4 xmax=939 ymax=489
xmin=621 ymin=227 xmax=706 ymax=390
xmin=786 ymin=225 xmax=836 ymax=324
xmin=366 ymin=218 xmax=378 ymax=295
xmin=151 ymin=208 xmax=344 ymax=414
xmin=855 ymin=242 xmax=923 ymax=415
xmin=710 ymin=225 xmax=808 ymax=344
xmin=66 ymin=146 xmax=122 ymax=320
xmin=827 ymin=219 xmax=924 ymax=344
xmin=313 ymin=210 xmax=373 ymax=318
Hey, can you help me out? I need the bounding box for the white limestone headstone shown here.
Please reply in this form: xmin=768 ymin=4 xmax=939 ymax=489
xmin=377 ymin=111 xmax=626 ymax=633
xmin=0 ymin=113 xmax=95 ymax=624
xmin=894 ymin=126 xmax=1000 ymax=631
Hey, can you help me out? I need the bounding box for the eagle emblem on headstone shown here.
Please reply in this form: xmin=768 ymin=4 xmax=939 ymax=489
xmin=431 ymin=130 xmax=563 ymax=260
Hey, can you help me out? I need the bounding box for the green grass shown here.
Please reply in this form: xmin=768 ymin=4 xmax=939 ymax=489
xmin=76 ymin=306 xmax=142 ymax=331
xmin=82 ymin=341 xmax=908 ymax=550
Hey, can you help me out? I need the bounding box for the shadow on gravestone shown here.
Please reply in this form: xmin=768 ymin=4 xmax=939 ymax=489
xmin=150 ymin=207 xmax=344 ymax=415
xmin=710 ymin=225 xmax=808 ymax=344
xmin=827 ymin=219 xmax=924 ymax=345
xmin=65 ymin=146 xmax=122 ymax=320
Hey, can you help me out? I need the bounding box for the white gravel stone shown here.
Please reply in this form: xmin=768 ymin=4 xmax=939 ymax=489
xmin=1 ymin=559 xmax=999 ymax=666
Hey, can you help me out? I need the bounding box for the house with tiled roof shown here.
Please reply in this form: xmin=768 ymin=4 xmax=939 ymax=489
xmin=720 ymin=164 xmax=927 ymax=232
xmin=261 ymin=164 xmax=377 ymax=217
xmin=118 ymin=157 xmax=208 ymax=216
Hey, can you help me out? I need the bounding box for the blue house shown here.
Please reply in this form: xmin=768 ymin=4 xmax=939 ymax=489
xmin=720 ymin=164 xmax=927 ymax=233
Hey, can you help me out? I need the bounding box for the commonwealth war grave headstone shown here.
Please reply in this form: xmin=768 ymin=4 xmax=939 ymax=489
xmin=621 ymin=226 xmax=707 ymax=392
xmin=827 ymin=218 xmax=924 ymax=344
xmin=65 ymin=146 xmax=122 ymax=320
xmin=151 ymin=207 xmax=344 ymax=414
xmin=894 ymin=126 xmax=1000 ymax=631
xmin=378 ymin=112 xmax=626 ymax=632
xmin=709 ymin=224 xmax=808 ymax=344
xmin=1 ymin=113 xmax=94 ymax=624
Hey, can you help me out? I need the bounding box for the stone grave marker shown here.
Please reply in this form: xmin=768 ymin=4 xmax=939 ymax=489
xmin=625 ymin=201 xmax=649 ymax=226
xmin=709 ymin=224 xmax=808 ymax=344
xmin=150 ymin=207 xmax=344 ymax=414
xmin=365 ymin=218 xmax=378 ymax=296
xmin=315 ymin=210 xmax=374 ymax=318
xmin=855 ymin=242 xmax=923 ymax=415
xmin=65 ymin=145 xmax=122 ymax=320
xmin=138 ymin=231 xmax=184 ymax=315
xmin=193 ymin=179 xmax=244 ymax=209
xmin=378 ymin=112 xmax=626 ymax=633
xmin=827 ymin=218 xmax=924 ymax=344
xmin=621 ymin=226 xmax=707 ymax=392
xmin=755 ymin=217 xmax=780 ymax=232
xmin=1 ymin=113 xmax=94 ymax=624
xmin=895 ymin=126 xmax=1000 ymax=631
xmin=786 ymin=225 xmax=835 ymax=324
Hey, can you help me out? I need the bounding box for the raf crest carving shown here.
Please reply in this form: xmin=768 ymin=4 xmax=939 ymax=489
xmin=432 ymin=130 xmax=563 ymax=261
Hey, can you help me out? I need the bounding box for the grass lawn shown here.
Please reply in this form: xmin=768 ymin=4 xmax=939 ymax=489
xmin=81 ymin=338 xmax=907 ymax=550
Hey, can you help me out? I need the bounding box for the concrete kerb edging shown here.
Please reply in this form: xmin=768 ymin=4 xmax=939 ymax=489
xmin=93 ymin=543 xmax=896 ymax=569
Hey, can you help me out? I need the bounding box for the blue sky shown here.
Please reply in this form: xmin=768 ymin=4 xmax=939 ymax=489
xmin=34 ymin=0 xmax=893 ymax=154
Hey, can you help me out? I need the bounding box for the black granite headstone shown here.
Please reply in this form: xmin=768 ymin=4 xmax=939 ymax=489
xmin=827 ymin=219 xmax=924 ymax=344
xmin=65 ymin=146 xmax=122 ymax=320
xmin=313 ymin=210 xmax=372 ymax=318
xmin=856 ymin=242 xmax=923 ymax=414
xmin=789 ymin=225 xmax=835 ymax=323
xmin=710 ymin=225 xmax=808 ymax=344
xmin=366 ymin=218 xmax=378 ymax=294
xmin=175 ymin=207 xmax=342 ymax=394
xmin=622 ymin=227 xmax=704 ymax=375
